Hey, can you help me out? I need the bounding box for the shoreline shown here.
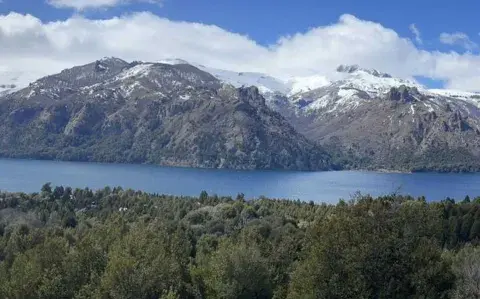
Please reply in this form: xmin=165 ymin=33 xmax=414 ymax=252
xmin=372 ymin=168 xmax=413 ymax=174
xmin=0 ymin=156 xmax=476 ymax=174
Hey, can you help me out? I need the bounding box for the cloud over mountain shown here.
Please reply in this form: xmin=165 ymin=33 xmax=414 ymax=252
xmin=1 ymin=12 xmax=480 ymax=90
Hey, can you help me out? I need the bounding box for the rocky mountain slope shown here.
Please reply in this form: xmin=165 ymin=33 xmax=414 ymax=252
xmin=0 ymin=58 xmax=332 ymax=170
xmin=273 ymin=66 xmax=480 ymax=172
xmin=162 ymin=59 xmax=480 ymax=172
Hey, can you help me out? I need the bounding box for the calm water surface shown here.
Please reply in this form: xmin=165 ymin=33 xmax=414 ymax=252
xmin=0 ymin=158 xmax=479 ymax=203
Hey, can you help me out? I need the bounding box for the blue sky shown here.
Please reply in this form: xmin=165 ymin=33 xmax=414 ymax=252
xmin=1 ymin=0 xmax=478 ymax=53
xmin=0 ymin=0 xmax=479 ymax=90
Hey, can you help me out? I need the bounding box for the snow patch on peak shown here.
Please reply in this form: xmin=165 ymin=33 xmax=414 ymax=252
xmin=116 ymin=63 xmax=153 ymax=80
xmin=304 ymin=88 xmax=363 ymax=113
xmin=198 ymin=65 xmax=290 ymax=94
xmin=337 ymin=88 xmax=359 ymax=98
xmin=287 ymin=75 xmax=330 ymax=95
xmin=333 ymin=68 xmax=423 ymax=98
xmin=336 ymin=64 xmax=392 ymax=78
xmin=158 ymin=58 xmax=190 ymax=65
xmin=95 ymin=62 xmax=108 ymax=71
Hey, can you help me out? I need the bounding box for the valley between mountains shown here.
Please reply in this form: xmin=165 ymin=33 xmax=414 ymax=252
xmin=1 ymin=57 xmax=480 ymax=172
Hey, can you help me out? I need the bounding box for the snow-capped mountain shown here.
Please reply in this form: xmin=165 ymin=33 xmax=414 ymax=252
xmin=267 ymin=63 xmax=480 ymax=117
xmin=158 ymin=59 xmax=480 ymax=114
xmin=284 ymin=64 xmax=424 ymax=113
xmin=3 ymin=57 xmax=480 ymax=171
xmin=0 ymin=58 xmax=331 ymax=171
xmin=276 ymin=65 xmax=480 ymax=172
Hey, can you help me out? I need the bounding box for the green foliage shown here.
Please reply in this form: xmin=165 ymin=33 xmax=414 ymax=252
xmin=196 ymin=240 xmax=272 ymax=299
xmin=0 ymin=187 xmax=479 ymax=298
xmin=287 ymin=198 xmax=453 ymax=299
xmin=451 ymin=245 xmax=480 ymax=299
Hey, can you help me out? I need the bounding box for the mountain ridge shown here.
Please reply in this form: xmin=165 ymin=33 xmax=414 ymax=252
xmin=3 ymin=57 xmax=480 ymax=172
xmin=0 ymin=58 xmax=333 ymax=171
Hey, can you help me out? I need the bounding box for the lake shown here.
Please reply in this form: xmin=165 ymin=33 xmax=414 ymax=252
xmin=0 ymin=158 xmax=479 ymax=203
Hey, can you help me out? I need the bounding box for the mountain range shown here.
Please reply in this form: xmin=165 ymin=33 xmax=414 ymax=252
xmin=0 ymin=58 xmax=331 ymax=170
xmin=1 ymin=57 xmax=480 ymax=172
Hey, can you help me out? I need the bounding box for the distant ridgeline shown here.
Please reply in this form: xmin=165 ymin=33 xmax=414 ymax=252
xmin=2 ymin=58 xmax=480 ymax=171
xmin=0 ymin=184 xmax=479 ymax=298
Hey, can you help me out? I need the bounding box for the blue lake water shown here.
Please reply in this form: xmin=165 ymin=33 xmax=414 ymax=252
xmin=0 ymin=158 xmax=479 ymax=203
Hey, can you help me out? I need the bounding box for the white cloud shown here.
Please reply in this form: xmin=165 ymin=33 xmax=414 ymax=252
xmin=2 ymin=12 xmax=480 ymax=91
xmin=47 ymin=0 xmax=162 ymax=10
xmin=409 ymin=23 xmax=422 ymax=44
xmin=439 ymin=32 xmax=477 ymax=51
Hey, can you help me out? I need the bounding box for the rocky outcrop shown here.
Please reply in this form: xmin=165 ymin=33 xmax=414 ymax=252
xmin=386 ymin=86 xmax=422 ymax=103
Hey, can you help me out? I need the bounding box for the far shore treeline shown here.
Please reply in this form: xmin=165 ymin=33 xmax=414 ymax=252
xmin=0 ymin=184 xmax=480 ymax=298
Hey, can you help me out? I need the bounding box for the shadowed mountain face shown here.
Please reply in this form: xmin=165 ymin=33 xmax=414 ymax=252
xmin=0 ymin=58 xmax=332 ymax=171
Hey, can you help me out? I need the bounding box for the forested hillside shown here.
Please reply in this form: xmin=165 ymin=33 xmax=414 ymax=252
xmin=0 ymin=186 xmax=479 ymax=298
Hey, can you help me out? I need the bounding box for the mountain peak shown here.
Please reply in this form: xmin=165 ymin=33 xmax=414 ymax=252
xmin=336 ymin=64 xmax=392 ymax=78
xmin=99 ymin=57 xmax=127 ymax=64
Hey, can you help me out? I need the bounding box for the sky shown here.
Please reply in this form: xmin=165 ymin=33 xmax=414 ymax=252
xmin=0 ymin=0 xmax=480 ymax=90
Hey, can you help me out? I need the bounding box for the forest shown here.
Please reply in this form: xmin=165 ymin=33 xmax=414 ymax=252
xmin=0 ymin=184 xmax=480 ymax=298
